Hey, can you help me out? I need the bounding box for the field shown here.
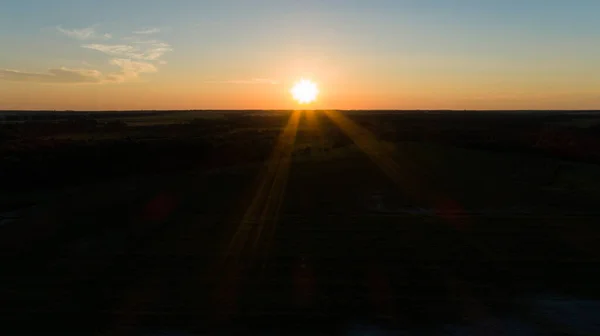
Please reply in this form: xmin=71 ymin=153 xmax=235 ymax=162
xmin=1 ymin=110 xmax=600 ymax=334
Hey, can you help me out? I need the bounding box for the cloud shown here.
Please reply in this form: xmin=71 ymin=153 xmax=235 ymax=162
xmin=106 ymin=58 xmax=157 ymax=82
xmin=110 ymin=58 xmax=157 ymax=73
xmin=8 ymin=25 xmax=170 ymax=85
xmin=57 ymin=26 xmax=111 ymax=40
xmin=132 ymin=39 xmax=161 ymax=44
xmin=133 ymin=28 xmax=160 ymax=35
xmin=0 ymin=60 xmax=158 ymax=84
xmin=0 ymin=67 xmax=103 ymax=84
xmin=82 ymin=42 xmax=172 ymax=61
xmin=208 ymin=78 xmax=280 ymax=85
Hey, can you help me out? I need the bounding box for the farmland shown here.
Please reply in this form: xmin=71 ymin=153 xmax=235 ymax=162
xmin=1 ymin=110 xmax=600 ymax=334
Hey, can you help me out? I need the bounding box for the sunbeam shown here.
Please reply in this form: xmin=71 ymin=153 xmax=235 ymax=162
xmin=213 ymin=111 xmax=301 ymax=317
xmin=304 ymin=110 xmax=325 ymax=157
xmin=225 ymin=110 xmax=301 ymax=265
xmin=323 ymin=110 xmax=435 ymax=206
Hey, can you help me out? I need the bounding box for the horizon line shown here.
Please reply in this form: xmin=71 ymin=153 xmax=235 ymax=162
xmin=2 ymin=109 xmax=600 ymax=113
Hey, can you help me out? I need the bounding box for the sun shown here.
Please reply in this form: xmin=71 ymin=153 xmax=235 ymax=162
xmin=291 ymin=79 xmax=318 ymax=104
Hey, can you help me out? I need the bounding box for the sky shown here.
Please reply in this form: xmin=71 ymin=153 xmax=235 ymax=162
xmin=1 ymin=0 xmax=599 ymax=110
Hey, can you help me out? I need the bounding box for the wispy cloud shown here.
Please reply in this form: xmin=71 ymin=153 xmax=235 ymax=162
xmin=132 ymin=39 xmax=162 ymax=44
xmin=7 ymin=24 xmax=171 ymax=85
xmin=57 ymin=25 xmax=111 ymax=40
xmin=133 ymin=27 xmax=161 ymax=35
xmin=208 ymin=78 xmax=280 ymax=85
xmin=0 ymin=68 xmax=103 ymax=84
xmin=82 ymin=42 xmax=172 ymax=61
xmin=121 ymin=36 xmax=158 ymax=43
xmin=106 ymin=59 xmax=158 ymax=82
xmin=0 ymin=60 xmax=158 ymax=84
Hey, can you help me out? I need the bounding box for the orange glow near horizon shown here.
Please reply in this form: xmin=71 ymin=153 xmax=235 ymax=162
xmin=2 ymin=74 xmax=600 ymax=111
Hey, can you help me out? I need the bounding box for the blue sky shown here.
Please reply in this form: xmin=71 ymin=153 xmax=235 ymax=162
xmin=1 ymin=0 xmax=599 ymax=109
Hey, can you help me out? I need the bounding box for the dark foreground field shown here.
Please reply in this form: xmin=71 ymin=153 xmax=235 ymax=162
xmin=1 ymin=110 xmax=600 ymax=334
